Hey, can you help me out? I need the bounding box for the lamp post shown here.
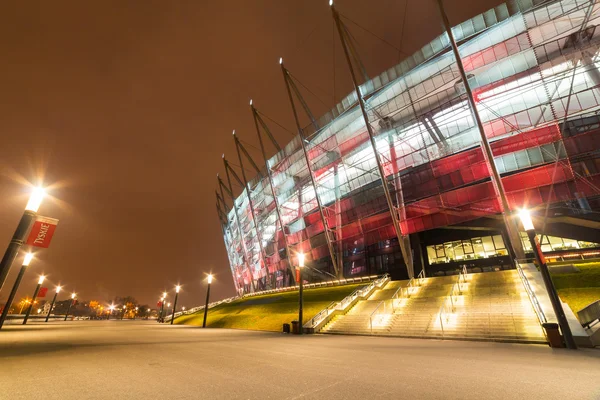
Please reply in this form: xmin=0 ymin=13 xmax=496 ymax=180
xmin=171 ymin=285 xmax=180 ymax=325
xmin=0 ymin=187 xmax=45 ymax=293
xmin=108 ymin=304 xmax=115 ymax=320
xmin=23 ymin=275 xmax=45 ymax=324
xmin=518 ymin=209 xmax=577 ymax=349
xmin=160 ymin=292 xmax=167 ymax=322
xmin=134 ymin=306 xmax=138 ymax=320
xmin=202 ymin=274 xmax=213 ymax=328
xmin=0 ymin=253 xmax=35 ymax=329
xmin=45 ymin=285 xmax=61 ymax=322
xmin=297 ymin=253 xmax=305 ymax=335
xmin=64 ymin=293 xmax=76 ymax=321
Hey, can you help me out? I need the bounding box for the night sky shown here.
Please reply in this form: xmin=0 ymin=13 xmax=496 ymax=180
xmin=0 ymin=0 xmax=503 ymax=309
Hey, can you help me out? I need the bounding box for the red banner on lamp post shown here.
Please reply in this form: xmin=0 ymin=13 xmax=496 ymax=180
xmin=26 ymin=216 xmax=59 ymax=248
xmin=38 ymin=287 xmax=48 ymax=298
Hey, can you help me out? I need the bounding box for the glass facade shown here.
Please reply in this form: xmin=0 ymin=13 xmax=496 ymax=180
xmin=427 ymin=234 xmax=599 ymax=264
xmin=427 ymin=235 xmax=508 ymax=264
xmin=220 ymin=0 xmax=600 ymax=295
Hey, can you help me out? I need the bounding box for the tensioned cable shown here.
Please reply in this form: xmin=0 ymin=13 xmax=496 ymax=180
xmin=239 ymin=138 xmax=263 ymax=153
xmin=398 ymin=0 xmax=408 ymax=63
xmin=256 ymin=110 xmax=296 ymax=136
xmin=339 ymin=12 xmax=404 ymax=57
xmin=287 ymin=71 xmax=331 ymax=109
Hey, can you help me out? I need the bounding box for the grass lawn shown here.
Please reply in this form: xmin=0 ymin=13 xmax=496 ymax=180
xmin=174 ymin=283 xmax=363 ymax=331
xmin=551 ymin=261 xmax=600 ymax=313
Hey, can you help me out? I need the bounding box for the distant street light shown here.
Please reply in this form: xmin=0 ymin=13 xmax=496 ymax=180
xmin=23 ymin=275 xmax=45 ymax=325
xmin=0 ymin=187 xmax=45 ymax=293
xmin=0 ymin=253 xmax=35 ymax=329
xmin=108 ymin=304 xmax=115 ymax=320
xmin=297 ymin=253 xmax=305 ymax=335
xmin=159 ymin=295 xmax=166 ymax=322
xmin=121 ymin=305 xmax=126 ymax=320
xmin=45 ymin=285 xmax=61 ymax=322
xmin=518 ymin=209 xmax=577 ymax=349
xmin=134 ymin=306 xmax=138 ymax=320
xmin=64 ymin=293 xmax=76 ymax=321
xmin=202 ymin=274 xmax=213 ymax=328
xmin=171 ymin=285 xmax=180 ymax=325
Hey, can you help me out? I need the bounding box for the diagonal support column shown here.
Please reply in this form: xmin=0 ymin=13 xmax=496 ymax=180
xmin=330 ymin=3 xmax=414 ymax=277
xmin=435 ymin=0 xmax=524 ymax=260
xmin=230 ymin=135 xmax=273 ymax=289
xmin=280 ymin=59 xmax=341 ymax=278
xmin=250 ymin=102 xmax=297 ymax=286
xmin=218 ymin=173 xmax=257 ymax=294
xmin=216 ymin=196 xmax=242 ymax=294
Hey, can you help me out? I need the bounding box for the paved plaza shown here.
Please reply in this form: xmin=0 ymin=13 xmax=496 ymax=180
xmin=1 ymin=321 xmax=599 ymax=399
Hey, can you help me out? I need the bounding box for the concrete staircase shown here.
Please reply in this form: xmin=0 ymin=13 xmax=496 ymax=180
xmin=321 ymin=270 xmax=547 ymax=343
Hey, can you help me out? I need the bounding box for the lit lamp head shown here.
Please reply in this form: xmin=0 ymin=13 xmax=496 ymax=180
xmin=182 ymin=306 xmax=186 ymax=311
xmin=207 ymin=274 xmax=213 ymax=284
xmin=279 ymin=57 xmax=283 ymax=65
xmin=71 ymin=293 xmax=76 ymax=300
xmin=298 ymin=252 xmax=305 ymax=268
xmin=329 ymin=0 xmax=333 ymax=6
xmin=56 ymin=285 xmax=62 ymax=293
xmin=135 ymin=307 xmax=138 ymax=311
xmin=167 ymin=303 xmax=171 ymax=307
xmin=38 ymin=275 xmax=45 ymax=285
xmin=25 ymin=187 xmax=46 ymax=212
xmin=518 ymin=209 xmax=535 ymax=231
xmin=162 ymin=292 xmax=167 ymax=298
xmin=23 ymin=253 xmax=34 ymax=267
xmin=175 ymin=285 xmax=181 ymax=293
xmin=147 ymin=308 xmax=150 ymax=312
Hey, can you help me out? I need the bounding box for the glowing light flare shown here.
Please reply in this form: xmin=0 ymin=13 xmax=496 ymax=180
xmin=329 ymin=0 xmax=333 ymax=6
xmin=207 ymin=274 xmax=213 ymax=284
xmin=162 ymin=292 xmax=167 ymax=298
xmin=175 ymin=285 xmax=181 ymax=293
xmin=249 ymin=99 xmax=253 ymax=106
xmin=23 ymin=253 xmax=34 ymax=266
xmin=298 ymin=252 xmax=305 ymax=268
xmin=518 ymin=209 xmax=535 ymax=231
xmin=56 ymin=285 xmax=62 ymax=293
xmin=25 ymin=187 xmax=46 ymax=212
xmin=71 ymin=293 xmax=76 ymax=299
xmin=279 ymin=57 xmax=283 ymax=65
xmin=38 ymin=275 xmax=45 ymax=285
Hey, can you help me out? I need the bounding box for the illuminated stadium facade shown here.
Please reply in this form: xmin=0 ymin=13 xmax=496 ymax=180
xmin=217 ymin=0 xmax=600 ymax=295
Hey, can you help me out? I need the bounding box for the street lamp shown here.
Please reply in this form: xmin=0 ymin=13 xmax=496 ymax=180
xmin=171 ymin=285 xmax=180 ymax=325
xmin=159 ymin=294 xmax=167 ymax=322
xmin=121 ymin=305 xmax=126 ymax=320
xmin=108 ymin=304 xmax=115 ymax=320
xmin=518 ymin=209 xmax=577 ymax=349
xmin=23 ymin=274 xmax=45 ymax=324
xmin=202 ymin=274 xmax=213 ymax=328
xmin=45 ymin=285 xmax=61 ymax=322
xmin=0 ymin=253 xmax=35 ymax=329
xmin=64 ymin=293 xmax=76 ymax=321
xmin=297 ymin=253 xmax=305 ymax=335
xmin=134 ymin=306 xmax=138 ymax=320
xmin=0 ymin=187 xmax=45 ymax=293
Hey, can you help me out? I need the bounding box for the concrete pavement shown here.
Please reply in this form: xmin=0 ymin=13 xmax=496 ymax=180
xmin=0 ymin=320 xmax=599 ymax=399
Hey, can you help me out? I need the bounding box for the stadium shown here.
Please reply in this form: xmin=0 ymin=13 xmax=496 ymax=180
xmin=217 ymin=0 xmax=600 ymax=296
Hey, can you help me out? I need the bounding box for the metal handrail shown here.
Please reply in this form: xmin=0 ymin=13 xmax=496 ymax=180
xmin=304 ymin=273 xmax=390 ymax=329
xmin=516 ymin=261 xmax=547 ymax=325
xmin=369 ymin=301 xmax=387 ymax=333
xmin=306 ymin=301 xmax=337 ymax=327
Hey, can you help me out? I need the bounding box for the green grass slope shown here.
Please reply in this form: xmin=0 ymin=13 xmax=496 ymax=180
xmin=552 ymin=261 xmax=600 ymax=313
xmin=174 ymin=283 xmax=363 ymax=331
